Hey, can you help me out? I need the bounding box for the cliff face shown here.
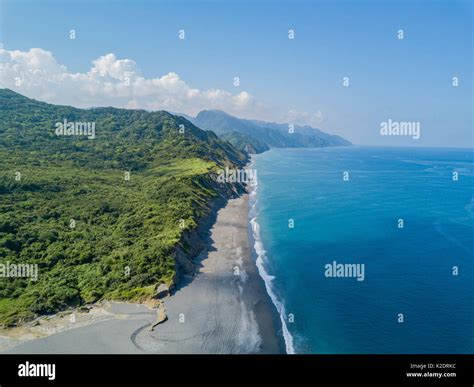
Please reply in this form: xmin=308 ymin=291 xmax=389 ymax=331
xmin=172 ymin=174 xmax=246 ymax=285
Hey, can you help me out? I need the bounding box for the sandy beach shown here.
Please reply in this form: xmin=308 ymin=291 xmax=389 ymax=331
xmin=0 ymin=193 xmax=284 ymax=354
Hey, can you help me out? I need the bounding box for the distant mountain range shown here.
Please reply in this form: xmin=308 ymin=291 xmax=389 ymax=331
xmin=181 ymin=110 xmax=351 ymax=154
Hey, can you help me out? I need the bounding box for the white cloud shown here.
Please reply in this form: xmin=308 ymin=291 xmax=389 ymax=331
xmin=0 ymin=48 xmax=323 ymax=126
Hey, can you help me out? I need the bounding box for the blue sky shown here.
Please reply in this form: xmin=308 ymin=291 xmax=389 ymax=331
xmin=0 ymin=0 xmax=472 ymax=146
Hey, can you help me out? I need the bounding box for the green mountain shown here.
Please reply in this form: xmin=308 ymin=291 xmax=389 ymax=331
xmin=220 ymin=131 xmax=270 ymax=154
xmin=188 ymin=110 xmax=352 ymax=153
xmin=0 ymin=89 xmax=246 ymax=326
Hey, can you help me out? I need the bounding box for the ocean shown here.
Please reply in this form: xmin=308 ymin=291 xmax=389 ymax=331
xmin=249 ymin=146 xmax=474 ymax=354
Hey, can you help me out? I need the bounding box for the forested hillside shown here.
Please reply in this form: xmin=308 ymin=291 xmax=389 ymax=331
xmin=0 ymin=89 xmax=246 ymax=326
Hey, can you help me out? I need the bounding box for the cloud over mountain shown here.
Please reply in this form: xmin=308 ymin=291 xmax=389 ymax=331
xmin=0 ymin=48 xmax=267 ymax=116
xmin=0 ymin=48 xmax=324 ymax=126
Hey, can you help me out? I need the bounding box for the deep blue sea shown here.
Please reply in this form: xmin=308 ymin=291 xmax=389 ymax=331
xmin=249 ymin=146 xmax=474 ymax=354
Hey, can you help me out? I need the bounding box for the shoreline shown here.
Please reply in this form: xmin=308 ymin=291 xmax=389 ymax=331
xmin=242 ymin=193 xmax=286 ymax=354
xmin=0 ymin=192 xmax=284 ymax=354
xmin=247 ymin=156 xmax=295 ymax=354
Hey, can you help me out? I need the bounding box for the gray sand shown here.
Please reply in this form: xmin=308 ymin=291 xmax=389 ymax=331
xmin=2 ymin=194 xmax=283 ymax=354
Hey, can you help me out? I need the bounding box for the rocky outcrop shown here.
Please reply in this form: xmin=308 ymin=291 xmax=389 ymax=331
xmin=155 ymin=284 xmax=171 ymax=299
xmin=149 ymin=302 xmax=167 ymax=331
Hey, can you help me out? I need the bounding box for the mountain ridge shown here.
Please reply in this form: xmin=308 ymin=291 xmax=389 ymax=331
xmin=184 ymin=109 xmax=351 ymax=153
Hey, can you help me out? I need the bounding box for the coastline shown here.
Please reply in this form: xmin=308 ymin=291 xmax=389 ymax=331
xmin=131 ymin=191 xmax=284 ymax=353
xmin=247 ymin=156 xmax=295 ymax=354
xmin=0 ymin=191 xmax=284 ymax=354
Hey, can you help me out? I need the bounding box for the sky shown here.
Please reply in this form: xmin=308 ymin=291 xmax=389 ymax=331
xmin=0 ymin=0 xmax=472 ymax=146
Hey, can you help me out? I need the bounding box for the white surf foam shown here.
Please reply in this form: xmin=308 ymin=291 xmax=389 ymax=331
xmin=247 ymin=169 xmax=296 ymax=354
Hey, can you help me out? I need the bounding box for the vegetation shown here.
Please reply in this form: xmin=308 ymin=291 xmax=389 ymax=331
xmin=0 ymin=89 xmax=246 ymax=326
xmin=221 ymin=131 xmax=270 ymax=154
xmin=190 ymin=109 xmax=352 ymax=153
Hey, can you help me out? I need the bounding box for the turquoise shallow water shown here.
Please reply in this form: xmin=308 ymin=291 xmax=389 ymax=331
xmin=250 ymin=146 xmax=474 ymax=354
